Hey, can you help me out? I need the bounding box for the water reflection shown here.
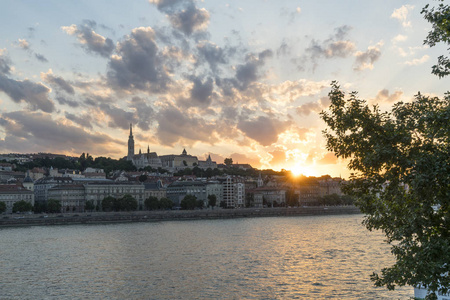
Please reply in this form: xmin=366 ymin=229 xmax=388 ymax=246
xmin=1 ymin=215 xmax=412 ymax=299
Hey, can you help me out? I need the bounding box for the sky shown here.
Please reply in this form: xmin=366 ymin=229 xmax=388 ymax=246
xmin=0 ymin=0 xmax=448 ymax=178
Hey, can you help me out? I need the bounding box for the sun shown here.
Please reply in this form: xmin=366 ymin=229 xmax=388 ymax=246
xmin=290 ymin=164 xmax=316 ymax=177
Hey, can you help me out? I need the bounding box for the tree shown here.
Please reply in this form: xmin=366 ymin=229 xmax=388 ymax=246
xmin=159 ymin=197 xmax=173 ymax=210
xmin=0 ymin=201 xmax=6 ymax=213
xmin=145 ymin=196 xmax=159 ymax=210
xmin=180 ymin=195 xmax=197 ymax=210
xmin=208 ymin=194 xmax=217 ymax=208
xmin=13 ymin=200 xmax=33 ymax=213
xmin=47 ymin=199 xmax=62 ymax=213
xmin=422 ymin=0 xmax=450 ymax=78
xmin=139 ymin=174 xmax=148 ymax=182
xmin=224 ymin=158 xmax=233 ymax=166
xmin=196 ymin=199 xmax=204 ymax=209
xmin=118 ymin=194 xmax=138 ymax=211
xmin=321 ymin=82 xmax=450 ymax=299
xmin=85 ymin=200 xmax=95 ymax=212
xmin=219 ymin=200 xmax=227 ymax=209
xmin=101 ymin=196 xmax=116 ymax=212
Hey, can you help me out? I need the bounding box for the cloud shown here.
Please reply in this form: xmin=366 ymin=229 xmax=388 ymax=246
xmin=0 ymin=111 xmax=121 ymax=155
xmin=318 ymin=152 xmax=338 ymax=165
xmin=296 ymin=102 xmax=321 ymax=116
xmin=65 ymin=112 xmax=93 ymax=129
xmin=99 ymin=103 xmax=136 ymax=130
xmin=149 ymin=0 xmax=184 ymax=13
xmin=373 ymin=89 xmax=403 ymax=103
xmin=41 ymin=70 xmax=75 ymax=94
xmin=269 ymin=150 xmax=287 ymax=166
xmin=354 ymin=41 xmax=383 ymax=71
xmin=129 ymin=96 xmax=155 ymax=131
xmin=304 ymin=25 xmax=356 ymax=69
xmin=237 ymin=115 xmax=289 ymax=146
xmin=234 ymin=49 xmax=273 ymax=90
xmin=17 ymin=39 xmax=30 ymax=50
xmin=405 ymin=55 xmax=429 ymax=66
xmin=392 ymin=34 xmax=407 ymax=44
xmin=168 ymin=3 xmax=210 ymax=36
xmin=196 ymin=41 xmax=229 ymax=72
xmin=34 ymin=53 xmax=48 ymax=62
xmin=0 ymin=57 xmax=55 ymax=113
xmin=155 ymin=105 xmax=218 ymax=146
xmin=61 ymin=21 xmax=114 ymax=57
xmin=391 ymin=5 xmax=414 ymax=28
xmin=0 ymin=50 xmax=12 ymax=75
xmin=107 ymin=27 xmax=171 ymax=92
xmin=188 ymin=76 xmax=214 ymax=107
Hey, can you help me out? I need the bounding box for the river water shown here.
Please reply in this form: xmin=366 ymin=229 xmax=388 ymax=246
xmin=0 ymin=214 xmax=413 ymax=299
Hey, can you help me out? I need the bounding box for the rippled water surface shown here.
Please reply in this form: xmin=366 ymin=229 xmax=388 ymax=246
xmin=0 ymin=214 xmax=413 ymax=299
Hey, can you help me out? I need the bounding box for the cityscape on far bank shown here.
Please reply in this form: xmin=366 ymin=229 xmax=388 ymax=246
xmin=0 ymin=124 xmax=350 ymax=215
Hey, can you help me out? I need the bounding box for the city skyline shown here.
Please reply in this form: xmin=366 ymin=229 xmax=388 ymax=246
xmin=0 ymin=0 xmax=448 ymax=179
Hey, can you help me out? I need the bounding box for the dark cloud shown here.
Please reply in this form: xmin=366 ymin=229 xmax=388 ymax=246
xmin=196 ymin=41 xmax=229 ymax=72
xmin=62 ymin=22 xmax=114 ymax=58
xmin=237 ymin=115 xmax=287 ymax=146
xmin=354 ymin=43 xmax=383 ymax=71
xmin=41 ymin=72 xmax=75 ymax=94
xmin=149 ymin=0 xmax=184 ymax=13
xmin=168 ymin=3 xmax=210 ymax=36
xmin=373 ymin=89 xmax=403 ymax=103
xmin=277 ymin=40 xmax=291 ymax=57
xmin=107 ymin=27 xmax=171 ymax=92
xmin=234 ymin=49 xmax=273 ymax=91
xmin=0 ymin=53 xmax=12 ymax=75
xmin=56 ymin=96 xmax=80 ymax=108
xmin=302 ymin=25 xmax=355 ymax=70
xmin=189 ymin=76 xmax=214 ymax=106
xmin=0 ymin=74 xmax=54 ymax=112
xmin=99 ymin=104 xmax=136 ymax=130
xmin=65 ymin=112 xmax=93 ymax=129
xmin=130 ymin=96 xmax=155 ymax=131
xmin=156 ymin=106 xmax=217 ymax=146
xmin=296 ymin=101 xmax=321 ymax=116
xmin=34 ymin=53 xmax=48 ymax=62
xmin=0 ymin=111 xmax=120 ymax=154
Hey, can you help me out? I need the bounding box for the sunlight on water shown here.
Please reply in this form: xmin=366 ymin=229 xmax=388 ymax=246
xmin=0 ymin=215 xmax=412 ymax=299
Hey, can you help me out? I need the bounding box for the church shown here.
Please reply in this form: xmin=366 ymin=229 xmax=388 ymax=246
xmin=126 ymin=124 xmax=217 ymax=171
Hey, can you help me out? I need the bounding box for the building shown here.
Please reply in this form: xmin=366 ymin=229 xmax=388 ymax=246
xmin=205 ymin=181 xmax=223 ymax=205
xmin=48 ymin=184 xmax=85 ymax=213
xmin=34 ymin=177 xmax=74 ymax=204
xmin=84 ymin=181 xmax=145 ymax=210
xmin=159 ymin=149 xmax=198 ymax=170
xmin=218 ymin=176 xmax=245 ymax=208
xmin=126 ymin=124 xmax=162 ymax=169
xmin=252 ymin=186 xmax=286 ymax=208
xmin=166 ymin=181 xmax=206 ymax=207
xmin=0 ymin=184 xmax=34 ymax=214
xmin=144 ymin=180 xmax=167 ymax=200
xmin=198 ymin=155 xmax=217 ymax=170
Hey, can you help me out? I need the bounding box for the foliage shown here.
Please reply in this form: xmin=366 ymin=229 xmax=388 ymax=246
xmin=180 ymin=194 xmax=197 ymax=210
xmin=139 ymin=174 xmax=148 ymax=182
xmin=196 ymin=199 xmax=204 ymax=209
xmin=422 ymin=0 xmax=450 ymax=78
xmin=33 ymin=201 xmax=47 ymax=213
xmin=102 ymin=194 xmax=138 ymax=211
xmin=159 ymin=197 xmax=173 ymax=210
xmin=85 ymin=200 xmax=95 ymax=212
xmin=0 ymin=201 xmax=6 ymax=214
xmin=208 ymin=194 xmax=217 ymax=208
xmin=12 ymin=200 xmax=33 ymax=213
xmin=321 ymin=82 xmax=450 ymax=298
xmin=145 ymin=196 xmax=159 ymax=210
xmin=219 ymin=200 xmax=227 ymax=209
xmin=224 ymin=158 xmax=233 ymax=166
xmin=47 ymin=199 xmax=62 ymax=213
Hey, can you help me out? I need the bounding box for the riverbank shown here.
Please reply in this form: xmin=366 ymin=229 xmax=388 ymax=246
xmin=0 ymin=206 xmax=361 ymax=227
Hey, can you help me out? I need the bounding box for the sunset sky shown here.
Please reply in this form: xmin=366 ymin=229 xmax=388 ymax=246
xmin=0 ymin=0 xmax=448 ymax=178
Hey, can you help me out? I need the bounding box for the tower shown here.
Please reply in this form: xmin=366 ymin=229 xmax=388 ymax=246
xmin=127 ymin=123 xmax=135 ymax=160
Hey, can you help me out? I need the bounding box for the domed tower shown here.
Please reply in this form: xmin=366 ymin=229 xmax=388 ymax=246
xmin=23 ymin=170 xmax=34 ymax=191
xmin=127 ymin=123 xmax=135 ymax=161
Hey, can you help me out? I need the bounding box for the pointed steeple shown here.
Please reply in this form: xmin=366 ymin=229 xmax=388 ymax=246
xmin=182 ymin=148 xmax=187 ymax=155
xmin=257 ymin=171 xmax=263 ymax=187
xmin=139 ymin=148 xmax=142 ymax=155
xmin=147 ymin=145 xmax=150 ymax=154
xmin=129 ymin=123 xmax=133 ymax=137
xmin=127 ymin=123 xmax=135 ymax=160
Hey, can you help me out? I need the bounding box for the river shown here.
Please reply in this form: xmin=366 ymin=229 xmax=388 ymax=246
xmin=0 ymin=214 xmax=412 ymax=299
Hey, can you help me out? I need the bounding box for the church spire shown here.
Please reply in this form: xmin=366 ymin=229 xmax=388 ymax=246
xmin=127 ymin=123 xmax=135 ymax=161
xmin=129 ymin=123 xmax=133 ymax=137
